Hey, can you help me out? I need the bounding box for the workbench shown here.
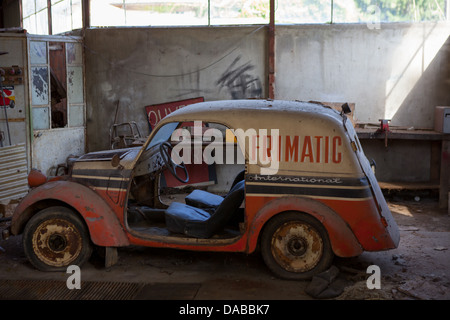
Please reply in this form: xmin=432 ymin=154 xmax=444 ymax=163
xmin=356 ymin=126 xmax=450 ymax=209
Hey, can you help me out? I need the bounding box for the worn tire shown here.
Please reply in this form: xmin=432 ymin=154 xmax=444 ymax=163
xmin=23 ymin=206 xmax=93 ymax=272
xmin=261 ymin=212 xmax=334 ymax=280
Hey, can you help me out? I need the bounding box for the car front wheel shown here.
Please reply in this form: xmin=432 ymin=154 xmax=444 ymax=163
xmin=23 ymin=206 xmax=93 ymax=271
xmin=261 ymin=212 xmax=334 ymax=280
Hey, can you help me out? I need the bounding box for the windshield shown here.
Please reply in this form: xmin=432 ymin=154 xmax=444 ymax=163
xmin=147 ymin=122 xmax=180 ymax=150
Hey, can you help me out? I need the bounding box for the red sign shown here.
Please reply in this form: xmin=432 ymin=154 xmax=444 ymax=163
xmin=145 ymin=97 xmax=204 ymax=130
xmin=145 ymin=97 xmax=215 ymax=188
xmin=0 ymin=86 xmax=14 ymax=106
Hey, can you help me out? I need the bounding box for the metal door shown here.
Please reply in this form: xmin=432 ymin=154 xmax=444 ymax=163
xmin=28 ymin=36 xmax=86 ymax=176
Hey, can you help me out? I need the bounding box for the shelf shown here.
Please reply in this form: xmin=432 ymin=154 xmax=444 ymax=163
xmin=379 ymin=181 xmax=440 ymax=191
xmin=356 ymin=127 xmax=449 ymax=141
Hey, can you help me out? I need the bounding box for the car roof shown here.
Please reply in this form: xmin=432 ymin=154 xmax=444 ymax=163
xmin=159 ymin=99 xmax=344 ymax=129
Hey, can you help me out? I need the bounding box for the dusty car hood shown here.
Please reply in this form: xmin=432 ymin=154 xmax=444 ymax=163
xmin=76 ymin=148 xmax=135 ymax=162
xmin=72 ymin=147 xmax=141 ymax=172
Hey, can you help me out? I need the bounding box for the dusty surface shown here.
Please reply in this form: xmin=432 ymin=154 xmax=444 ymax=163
xmin=0 ymin=197 xmax=449 ymax=300
xmin=337 ymin=198 xmax=450 ymax=300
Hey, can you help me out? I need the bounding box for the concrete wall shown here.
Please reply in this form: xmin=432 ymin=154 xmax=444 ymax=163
xmin=275 ymin=22 xmax=450 ymax=128
xmin=84 ymin=23 xmax=450 ymax=185
xmin=84 ymin=26 xmax=267 ymax=151
xmin=85 ymin=22 xmax=450 ymax=152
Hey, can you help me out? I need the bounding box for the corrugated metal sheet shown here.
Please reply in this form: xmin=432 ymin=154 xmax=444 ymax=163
xmin=0 ymin=143 xmax=28 ymax=202
xmin=0 ymin=279 xmax=202 ymax=300
xmin=0 ymin=279 xmax=145 ymax=300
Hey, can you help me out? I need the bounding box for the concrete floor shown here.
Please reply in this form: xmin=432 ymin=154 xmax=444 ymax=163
xmin=0 ymin=197 xmax=449 ymax=302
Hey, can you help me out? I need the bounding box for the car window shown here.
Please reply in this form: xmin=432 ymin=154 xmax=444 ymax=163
xmin=147 ymin=122 xmax=179 ymax=150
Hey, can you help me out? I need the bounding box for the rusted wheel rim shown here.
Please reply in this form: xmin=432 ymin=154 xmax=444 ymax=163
xmin=32 ymin=218 xmax=83 ymax=267
xmin=271 ymin=221 xmax=324 ymax=273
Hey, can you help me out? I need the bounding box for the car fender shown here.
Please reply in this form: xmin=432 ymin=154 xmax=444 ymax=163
xmin=11 ymin=180 xmax=129 ymax=247
xmin=247 ymin=196 xmax=363 ymax=257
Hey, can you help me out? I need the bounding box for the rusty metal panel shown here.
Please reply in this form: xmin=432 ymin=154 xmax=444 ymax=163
xmin=31 ymin=128 xmax=85 ymax=176
xmin=31 ymin=66 xmax=49 ymax=105
xmin=0 ymin=143 xmax=29 ymax=202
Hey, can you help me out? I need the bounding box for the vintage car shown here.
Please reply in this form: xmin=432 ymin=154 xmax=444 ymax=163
xmin=9 ymin=99 xmax=400 ymax=280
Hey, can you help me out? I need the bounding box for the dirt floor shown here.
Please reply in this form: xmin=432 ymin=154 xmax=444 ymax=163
xmin=0 ymin=195 xmax=449 ymax=301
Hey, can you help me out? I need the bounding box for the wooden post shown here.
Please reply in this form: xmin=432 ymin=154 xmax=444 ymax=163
xmin=105 ymin=247 xmax=118 ymax=268
xmin=47 ymin=0 xmax=52 ymax=35
xmin=268 ymin=0 xmax=275 ymax=99
xmin=82 ymin=0 xmax=90 ymax=29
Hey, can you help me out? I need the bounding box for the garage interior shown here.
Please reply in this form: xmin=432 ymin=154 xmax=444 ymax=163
xmin=0 ymin=0 xmax=449 ymax=302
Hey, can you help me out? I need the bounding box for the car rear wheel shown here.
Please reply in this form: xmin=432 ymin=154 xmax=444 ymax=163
xmin=23 ymin=206 xmax=93 ymax=271
xmin=261 ymin=212 xmax=334 ymax=280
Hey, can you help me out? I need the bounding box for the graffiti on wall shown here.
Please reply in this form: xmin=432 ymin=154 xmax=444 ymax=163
xmin=216 ymin=56 xmax=263 ymax=100
xmin=172 ymin=55 xmax=263 ymax=101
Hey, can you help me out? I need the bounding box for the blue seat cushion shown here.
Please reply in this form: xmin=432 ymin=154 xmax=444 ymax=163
xmin=165 ymin=180 xmax=245 ymax=238
xmin=185 ymin=190 xmax=224 ymax=209
xmin=184 ymin=169 xmax=245 ymax=210
xmin=165 ymin=202 xmax=211 ymax=235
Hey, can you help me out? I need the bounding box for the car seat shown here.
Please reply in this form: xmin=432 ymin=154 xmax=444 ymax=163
xmin=184 ymin=169 xmax=245 ymax=211
xmin=165 ymin=180 xmax=245 ymax=238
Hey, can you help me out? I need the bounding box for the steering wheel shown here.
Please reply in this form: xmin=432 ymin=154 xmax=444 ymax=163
xmin=159 ymin=141 xmax=189 ymax=183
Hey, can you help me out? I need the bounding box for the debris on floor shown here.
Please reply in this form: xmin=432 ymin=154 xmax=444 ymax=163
xmin=337 ymin=281 xmax=394 ymax=300
xmin=0 ymin=198 xmax=448 ymax=300
xmin=395 ymin=276 xmax=450 ymax=300
xmin=305 ymin=265 xmax=346 ymax=299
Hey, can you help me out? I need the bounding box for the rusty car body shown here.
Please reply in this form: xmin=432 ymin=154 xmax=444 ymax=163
xmin=10 ymin=99 xmax=400 ymax=280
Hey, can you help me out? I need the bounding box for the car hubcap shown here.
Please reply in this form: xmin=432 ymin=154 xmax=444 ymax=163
xmin=32 ymin=218 xmax=83 ymax=267
xmin=271 ymin=221 xmax=323 ymax=273
xmin=48 ymin=234 xmax=68 ymax=252
xmin=287 ymin=237 xmax=307 ymax=256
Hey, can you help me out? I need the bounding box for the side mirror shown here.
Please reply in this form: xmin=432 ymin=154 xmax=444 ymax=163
xmin=341 ymin=103 xmax=351 ymax=115
xmin=111 ymin=154 xmax=120 ymax=167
